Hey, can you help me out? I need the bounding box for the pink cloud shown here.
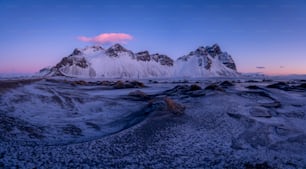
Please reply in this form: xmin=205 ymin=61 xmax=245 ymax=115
xmin=78 ymin=33 xmax=133 ymax=44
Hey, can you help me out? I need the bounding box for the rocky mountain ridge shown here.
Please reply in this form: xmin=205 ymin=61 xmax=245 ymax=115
xmin=41 ymin=43 xmax=238 ymax=78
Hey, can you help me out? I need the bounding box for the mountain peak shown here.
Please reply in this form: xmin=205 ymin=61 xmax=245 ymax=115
xmin=106 ymin=44 xmax=131 ymax=57
xmin=108 ymin=43 xmax=127 ymax=52
xmin=83 ymin=45 xmax=104 ymax=52
xmin=206 ymin=44 xmax=222 ymax=57
xmin=69 ymin=46 xmax=104 ymax=57
xmin=69 ymin=48 xmax=83 ymax=56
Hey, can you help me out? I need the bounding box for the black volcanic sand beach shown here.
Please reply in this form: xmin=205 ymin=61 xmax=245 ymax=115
xmin=0 ymin=78 xmax=306 ymax=168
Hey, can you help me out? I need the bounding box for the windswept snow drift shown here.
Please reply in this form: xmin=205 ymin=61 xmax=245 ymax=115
xmin=40 ymin=44 xmax=238 ymax=78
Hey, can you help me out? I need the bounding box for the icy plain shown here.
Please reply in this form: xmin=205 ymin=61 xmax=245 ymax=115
xmin=0 ymin=76 xmax=306 ymax=168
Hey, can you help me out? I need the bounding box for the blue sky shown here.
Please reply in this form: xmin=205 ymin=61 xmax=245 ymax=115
xmin=0 ymin=0 xmax=306 ymax=74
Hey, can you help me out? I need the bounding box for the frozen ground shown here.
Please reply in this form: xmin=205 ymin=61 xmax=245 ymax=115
xmin=0 ymin=77 xmax=306 ymax=168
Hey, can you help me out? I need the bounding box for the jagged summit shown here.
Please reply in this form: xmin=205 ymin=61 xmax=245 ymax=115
xmin=69 ymin=46 xmax=104 ymax=57
xmin=174 ymin=44 xmax=237 ymax=77
xmin=206 ymin=43 xmax=222 ymax=57
xmin=107 ymin=43 xmax=127 ymax=51
xmin=40 ymin=43 xmax=239 ymax=78
xmin=83 ymin=45 xmax=104 ymax=52
xmin=105 ymin=43 xmax=133 ymax=57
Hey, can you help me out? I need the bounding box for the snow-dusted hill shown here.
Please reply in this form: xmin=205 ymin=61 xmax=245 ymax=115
xmin=41 ymin=44 xmax=238 ymax=78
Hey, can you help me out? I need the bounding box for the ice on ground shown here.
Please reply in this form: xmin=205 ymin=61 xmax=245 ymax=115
xmin=0 ymin=77 xmax=306 ymax=168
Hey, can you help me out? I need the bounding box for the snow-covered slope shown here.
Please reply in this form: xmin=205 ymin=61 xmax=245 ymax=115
xmin=41 ymin=44 xmax=238 ymax=78
xmin=174 ymin=44 xmax=238 ymax=77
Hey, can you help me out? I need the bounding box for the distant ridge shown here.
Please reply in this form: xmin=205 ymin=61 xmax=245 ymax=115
xmin=40 ymin=43 xmax=238 ymax=78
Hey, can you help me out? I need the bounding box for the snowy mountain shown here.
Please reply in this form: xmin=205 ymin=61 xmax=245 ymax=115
xmin=41 ymin=44 xmax=238 ymax=78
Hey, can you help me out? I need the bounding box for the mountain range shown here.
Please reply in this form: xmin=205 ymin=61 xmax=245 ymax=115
xmin=40 ymin=44 xmax=239 ymax=78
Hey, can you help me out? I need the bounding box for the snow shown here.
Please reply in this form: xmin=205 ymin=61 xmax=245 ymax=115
xmin=174 ymin=53 xmax=237 ymax=77
xmin=0 ymin=76 xmax=306 ymax=168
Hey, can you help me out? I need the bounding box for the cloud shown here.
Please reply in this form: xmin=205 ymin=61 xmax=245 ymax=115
xmin=78 ymin=33 xmax=133 ymax=44
xmin=256 ymin=66 xmax=265 ymax=69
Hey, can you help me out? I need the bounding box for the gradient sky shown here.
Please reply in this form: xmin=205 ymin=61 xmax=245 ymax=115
xmin=0 ymin=0 xmax=306 ymax=75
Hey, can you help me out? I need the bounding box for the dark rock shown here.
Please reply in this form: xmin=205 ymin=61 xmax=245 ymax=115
xmin=70 ymin=49 xmax=82 ymax=56
xmin=297 ymin=83 xmax=306 ymax=89
xmin=149 ymin=80 xmax=158 ymax=83
xmin=262 ymin=79 xmax=273 ymax=82
xmin=218 ymin=54 xmax=237 ymax=70
xmin=246 ymin=80 xmax=261 ymax=83
xmin=105 ymin=44 xmax=132 ymax=57
xmin=284 ymin=111 xmax=305 ymax=118
xmin=227 ymin=112 xmax=243 ymax=119
xmin=244 ymin=162 xmax=273 ymax=169
xmin=128 ymin=90 xmax=151 ymax=101
xmin=17 ymin=126 xmax=44 ymax=139
xmin=84 ymin=45 xmax=103 ymax=52
xmin=129 ymin=81 xmax=145 ymax=88
xmin=113 ymin=80 xmax=145 ymax=89
xmin=219 ymin=81 xmax=234 ymax=87
xmin=0 ymin=115 xmax=16 ymax=132
xmin=163 ymin=85 xmax=189 ymax=95
xmin=75 ymin=58 xmax=89 ymax=68
xmin=135 ymin=51 xmax=151 ymax=61
xmin=0 ymin=114 xmax=45 ymax=139
xmin=204 ymin=84 xmax=224 ymax=91
xmin=151 ymin=53 xmax=174 ymax=66
xmin=162 ymin=84 xmax=205 ymax=97
xmin=198 ymin=56 xmax=212 ymax=70
xmin=190 ymin=84 xmax=202 ymax=91
xmin=206 ymin=44 xmax=222 ymax=57
xmin=0 ymin=79 xmax=42 ymax=93
xmin=100 ymin=81 xmax=112 ymax=86
xmin=113 ymin=81 xmax=125 ymax=89
xmin=162 ymin=85 xmax=205 ymax=97
xmin=246 ymin=85 xmax=261 ymax=90
xmin=72 ymin=80 xmax=88 ymax=85
xmin=266 ymin=82 xmax=290 ymax=91
xmin=85 ymin=122 xmax=101 ymax=131
xmin=261 ymin=101 xmax=281 ymax=108
xmin=249 ymin=107 xmax=272 ymax=118
xmin=51 ymin=55 xmax=90 ymax=77
xmin=291 ymin=104 xmax=303 ymax=107
xmin=62 ymin=124 xmax=82 ymax=136
xmin=55 ymin=56 xmax=89 ymax=69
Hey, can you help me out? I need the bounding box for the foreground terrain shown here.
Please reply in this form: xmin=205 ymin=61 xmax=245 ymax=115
xmin=0 ymin=77 xmax=306 ymax=168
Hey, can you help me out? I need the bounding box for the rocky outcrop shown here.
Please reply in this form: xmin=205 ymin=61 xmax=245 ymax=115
xmin=105 ymin=43 xmax=133 ymax=57
xmin=135 ymin=51 xmax=174 ymax=66
xmin=206 ymin=44 xmax=222 ymax=57
xmin=135 ymin=51 xmax=151 ymax=61
xmin=55 ymin=57 xmax=89 ymax=69
xmin=151 ymin=53 xmax=174 ymax=66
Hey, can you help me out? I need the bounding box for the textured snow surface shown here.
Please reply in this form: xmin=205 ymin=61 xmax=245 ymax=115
xmin=1 ymin=77 xmax=306 ymax=168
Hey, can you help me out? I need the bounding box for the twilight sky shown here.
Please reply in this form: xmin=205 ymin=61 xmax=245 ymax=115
xmin=0 ymin=0 xmax=305 ymax=75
